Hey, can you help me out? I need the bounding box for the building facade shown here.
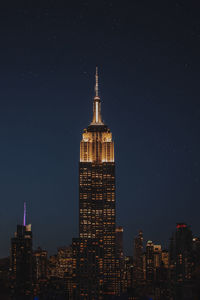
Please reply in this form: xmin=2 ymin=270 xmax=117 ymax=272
xmin=133 ymin=230 xmax=144 ymax=283
xmin=73 ymin=68 xmax=117 ymax=299
xmin=169 ymin=223 xmax=193 ymax=282
xmin=10 ymin=203 xmax=33 ymax=297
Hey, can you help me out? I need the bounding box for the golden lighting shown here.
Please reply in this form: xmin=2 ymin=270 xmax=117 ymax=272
xmin=80 ymin=131 xmax=114 ymax=163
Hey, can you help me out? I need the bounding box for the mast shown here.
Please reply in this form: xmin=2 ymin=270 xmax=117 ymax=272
xmin=91 ymin=67 xmax=103 ymax=125
xmin=23 ymin=202 xmax=26 ymax=226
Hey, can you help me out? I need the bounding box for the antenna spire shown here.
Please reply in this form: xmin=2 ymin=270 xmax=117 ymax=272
xmin=95 ymin=66 xmax=99 ymax=97
xmin=23 ymin=202 xmax=26 ymax=226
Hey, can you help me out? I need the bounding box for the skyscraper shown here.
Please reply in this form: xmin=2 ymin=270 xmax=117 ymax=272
xmin=10 ymin=203 xmax=33 ymax=297
xmin=146 ymin=240 xmax=154 ymax=282
xmin=116 ymin=227 xmax=124 ymax=294
xmin=145 ymin=241 xmax=162 ymax=283
xmin=169 ymin=223 xmax=193 ymax=282
xmin=116 ymin=227 xmax=124 ymax=262
xmin=133 ymin=230 xmax=144 ymax=283
xmin=73 ymin=68 xmax=117 ymax=299
xmin=33 ymin=247 xmax=48 ymax=281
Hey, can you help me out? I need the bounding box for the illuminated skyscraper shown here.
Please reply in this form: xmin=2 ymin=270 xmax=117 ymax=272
xmin=10 ymin=203 xmax=33 ymax=297
xmin=133 ymin=230 xmax=144 ymax=283
xmin=169 ymin=223 xmax=193 ymax=282
xmin=33 ymin=247 xmax=48 ymax=281
xmin=116 ymin=227 xmax=124 ymax=261
xmin=74 ymin=68 xmax=117 ymax=298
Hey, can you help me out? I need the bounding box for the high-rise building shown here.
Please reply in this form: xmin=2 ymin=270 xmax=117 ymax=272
xmin=48 ymin=255 xmax=57 ymax=278
xmin=33 ymin=247 xmax=48 ymax=281
xmin=72 ymin=238 xmax=104 ymax=300
xmin=146 ymin=240 xmax=154 ymax=282
xmin=153 ymin=244 xmax=162 ymax=282
xmin=133 ymin=230 xmax=144 ymax=283
xmin=116 ymin=226 xmax=124 ymax=294
xmin=10 ymin=203 xmax=33 ymax=297
xmin=73 ymin=68 xmax=117 ymax=299
xmin=123 ymin=256 xmax=134 ymax=292
xmin=56 ymin=246 xmax=73 ymax=278
xmin=116 ymin=227 xmax=124 ymax=262
xmin=169 ymin=223 xmax=193 ymax=282
xmin=145 ymin=241 xmax=162 ymax=283
xmin=161 ymin=250 xmax=169 ymax=269
xmin=169 ymin=223 xmax=195 ymax=299
xmin=0 ymin=257 xmax=10 ymax=298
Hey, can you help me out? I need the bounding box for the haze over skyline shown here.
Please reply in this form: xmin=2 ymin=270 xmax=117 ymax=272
xmin=0 ymin=2 xmax=200 ymax=257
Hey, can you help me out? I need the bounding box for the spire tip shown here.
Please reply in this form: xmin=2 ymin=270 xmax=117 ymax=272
xmin=23 ymin=202 xmax=26 ymax=226
xmin=95 ymin=66 xmax=99 ymax=97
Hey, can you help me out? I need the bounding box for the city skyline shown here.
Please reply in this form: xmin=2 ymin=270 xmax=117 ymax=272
xmin=0 ymin=3 xmax=200 ymax=258
xmin=3 ymin=67 xmax=199 ymax=258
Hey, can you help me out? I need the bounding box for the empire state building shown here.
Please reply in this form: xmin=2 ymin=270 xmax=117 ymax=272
xmin=72 ymin=68 xmax=118 ymax=299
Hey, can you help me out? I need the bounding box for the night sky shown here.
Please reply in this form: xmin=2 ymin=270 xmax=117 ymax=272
xmin=0 ymin=1 xmax=200 ymax=257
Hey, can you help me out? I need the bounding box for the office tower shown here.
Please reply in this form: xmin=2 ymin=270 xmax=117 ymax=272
xmin=161 ymin=250 xmax=169 ymax=269
xmin=74 ymin=68 xmax=117 ymax=299
xmin=133 ymin=230 xmax=144 ymax=282
xmin=48 ymin=255 xmax=57 ymax=278
xmin=159 ymin=250 xmax=170 ymax=282
xmin=145 ymin=241 xmax=162 ymax=283
xmin=123 ymin=256 xmax=134 ymax=292
xmin=169 ymin=223 xmax=193 ymax=282
xmin=33 ymin=247 xmax=48 ymax=298
xmin=192 ymin=237 xmax=200 ymax=264
xmin=72 ymin=238 xmax=104 ymax=299
xmin=56 ymin=246 xmax=73 ymax=278
xmin=116 ymin=226 xmax=124 ymax=262
xmin=153 ymin=244 xmax=162 ymax=282
xmin=33 ymin=247 xmax=48 ymax=281
xmin=146 ymin=241 xmax=154 ymax=282
xmin=0 ymin=257 xmax=10 ymax=298
xmin=10 ymin=203 xmax=33 ymax=297
xmin=116 ymin=226 xmax=124 ymax=294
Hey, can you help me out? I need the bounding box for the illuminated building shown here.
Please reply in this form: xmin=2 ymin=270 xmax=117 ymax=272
xmin=153 ymin=244 xmax=162 ymax=282
xmin=145 ymin=241 xmax=162 ymax=282
xmin=72 ymin=238 xmax=104 ymax=299
xmin=133 ymin=230 xmax=144 ymax=283
xmin=116 ymin=226 xmax=124 ymax=293
xmin=74 ymin=68 xmax=117 ymax=299
xmin=48 ymin=255 xmax=57 ymax=278
xmin=116 ymin=226 xmax=124 ymax=261
xmin=123 ymin=256 xmax=134 ymax=292
xmin=0 ymin=257 xmax=10 ymax=298
xmin=33 ymin=247 xmax=48 ymax=281
xmin=56 ymin=246 xmax=73 ymax=278
xmin=153 ymin=245 xmax=162 ymax=268
xmin=10 ymin=203 xmax=33 ymax=296
xmin=146 ymin=240 xmax=154 ymax=282
xmin=161 ymin=250 xmax=169 ymax=269
xmin=169 ymin=223 xmax=193 ymax=282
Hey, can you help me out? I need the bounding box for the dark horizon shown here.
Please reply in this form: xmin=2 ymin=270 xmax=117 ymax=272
xmin=0 ymin=2 xmax=200 ymax=258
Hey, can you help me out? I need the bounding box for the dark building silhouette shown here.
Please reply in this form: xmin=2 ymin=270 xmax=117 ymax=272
xmin=116 ymin=227 xmax=124 ymax=294
xmin=145 ymin=240 xmax=154 ymax=283
xmin=73 ymin=68 xmax=118 ymax=299
xmin=169 ymin=223 xmax=193 ymax=282
xmin=0 ymin=257 xmax=10 ymax=299
xmin=133 ymin=230 xmax=144 ymax=283
xmin=123 ymin=256 xmax=134 ymax=292
xmin=116 ymin=227 xmax=124 ymax=262
xmin=169 ymin=223 xmax=196 ymax=300
xmin=72 ymin=238 xmax=104 ymax=299
xmin=10 ymin=203 xmax=33 ymax=297
xmin=48 ymin=254 xmax=57 ymax=278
